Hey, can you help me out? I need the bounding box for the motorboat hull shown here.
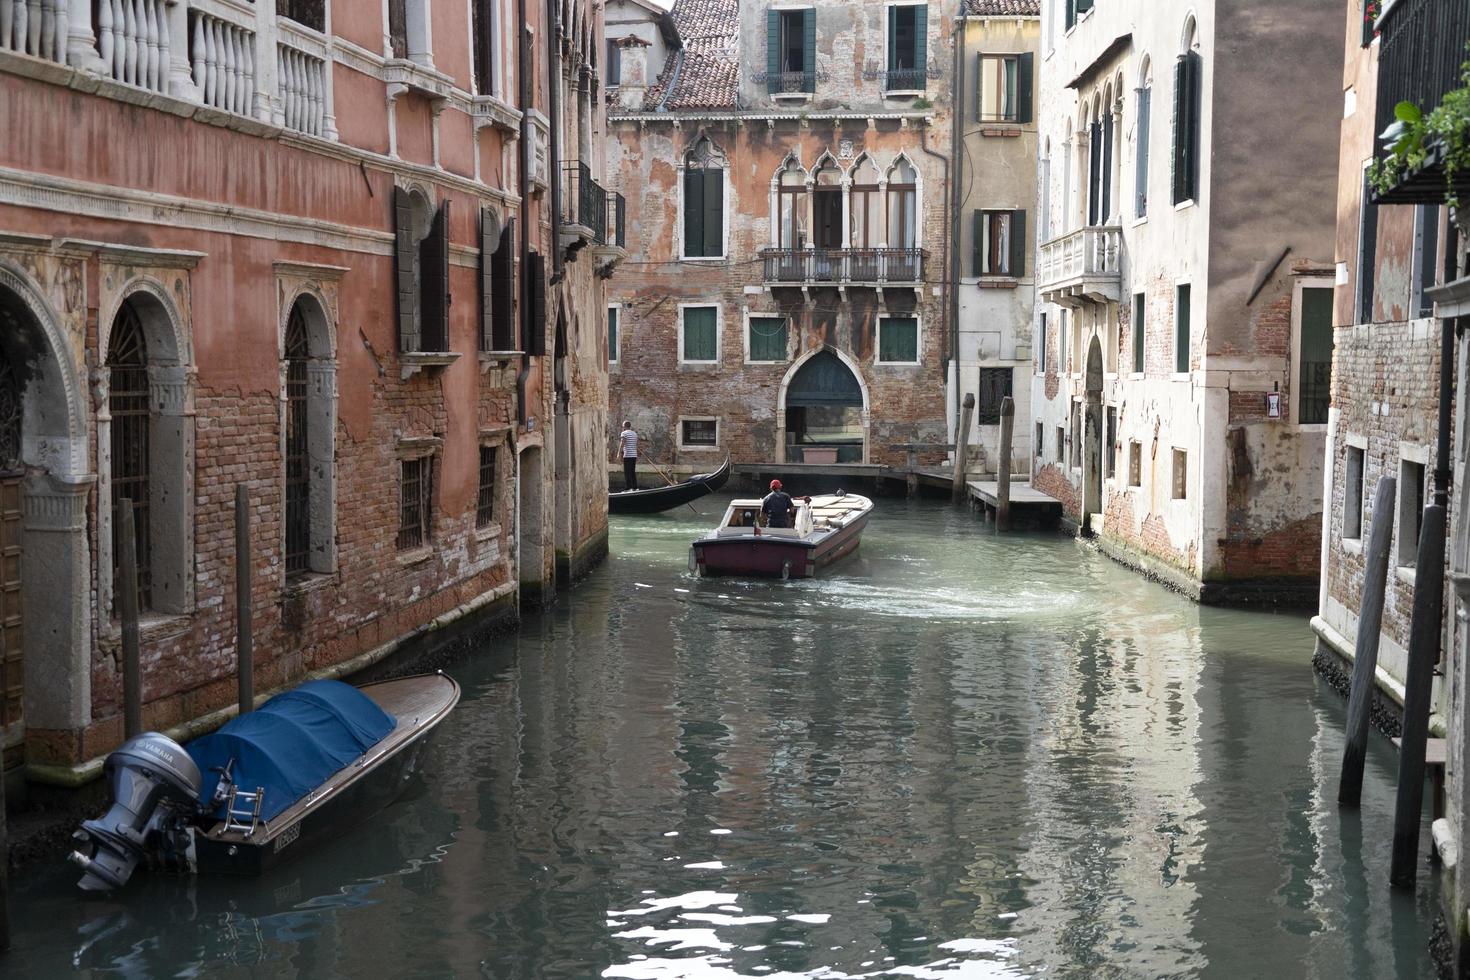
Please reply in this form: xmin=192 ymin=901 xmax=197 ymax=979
xmin=693 ymin=505 xmax=870 ymax=578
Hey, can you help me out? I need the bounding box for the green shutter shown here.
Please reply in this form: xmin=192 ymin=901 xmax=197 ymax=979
xmin=683 ymin=167 xmax=705 ymax=257
xmin=913 ymin=5 xmax=927 ymax=87
xmin=1009 ymin=209 xmax=1026 ymax=278
xmin=972 ymin=209 xmax=983 ymax=277
xmin=887 ymin=5 xmax=898 ymax=71
xmin=802 ymin=8 xmax=815 ymax=91
xmin=491 ymin=220 xmax=515 ymax=350
xmin=393 ymin=186 xmax=419 ymax=353
xmin=1132 ymin=293 xmax=1145 ymax=374
xmin=1186 ymin=51 xmax=1202 ymax=202
xmin=704 ymin=168 xmax=723 ymax=257
xmin=974 ymin=53 xmax=984 ymax=122
xmin=684 ymin=307 xmax=717 ymax=361
xmin=420 ymin=201 xmax=450 ymax=352
xmin=1017 ymin=52 xmax=1033 ymax=124
xmin=1076 ymin=0 xmax=1093 ymax=13
xmin=767 ymin=9 xmax=781 ymax=93
xmin=1135 ymin=87 xmax=1150 ymax=217
xmin=880 ymin=317 xmax=918 ymax=363
xmin=1299 ymin=288 xmax=1333 ymax=423
xmin=1175 ymin=284 xmax=1191 ymax=373
xmin=1172 ymin=55 xmax=1188 ymax=204
xmin=479 ymin=207 xmax=494 ymax=352
xmin=607 ymin=306 xmax=618 ymax=363
xmin=526 ymin=250 xmax=546 ymax=356
xmin=749 ymin=316 xmax=788 ymax=362
xmin=1065 ymin=0 xmax=1075 ymax=30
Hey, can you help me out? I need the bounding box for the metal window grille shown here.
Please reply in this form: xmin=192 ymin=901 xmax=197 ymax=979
xmin=976 ymin=367 xmax=1012 ymax=425
xmin=284 ymin=307 xmax=311 ymax=578
xmin=397 ymin=456 xmax=433 ymax=550
xmin=476 ymin=446 xmax=497 ymax=528
xmin=108 ymin=302 xmax=152 ymax=610
xmin=0 ymin=353 xmax=20 ymax=472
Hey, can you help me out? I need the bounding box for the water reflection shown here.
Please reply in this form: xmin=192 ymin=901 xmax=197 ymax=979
xmin=4 ymin=497 xmax=1441 ymax=978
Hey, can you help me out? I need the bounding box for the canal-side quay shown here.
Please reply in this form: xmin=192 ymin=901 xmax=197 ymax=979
xmin=2 ymin=499 xmax=1446 ymax=978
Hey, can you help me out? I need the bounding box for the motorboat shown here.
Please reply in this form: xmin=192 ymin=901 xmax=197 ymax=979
xmin=609 ymin=456 xmax=731 ymax=515
xmin=691 ymin=491 xmax=873 ymax=578
xmin=68 ymin=673 xmax=459 ymax=890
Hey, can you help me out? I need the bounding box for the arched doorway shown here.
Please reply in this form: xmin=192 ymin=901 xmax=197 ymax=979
xmin=0 ymin=267 xmax=93 ymax=757
xmin=1083 ymin=335 xmax=1104 ymax=530
xmin=780 ymin=349 xmax=867 ymax=463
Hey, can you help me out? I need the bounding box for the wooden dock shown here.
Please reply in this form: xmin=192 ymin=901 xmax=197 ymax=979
xmin=967 ymin=479 xmax=1063 ymax=525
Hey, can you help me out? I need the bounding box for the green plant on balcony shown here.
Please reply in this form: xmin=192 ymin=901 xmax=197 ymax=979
xmin=1369 ymin=54 xmax=1470 ymax=205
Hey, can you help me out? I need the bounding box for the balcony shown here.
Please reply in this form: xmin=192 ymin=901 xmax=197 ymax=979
xmin=1371 ymin=0 xmax=1470 ymax=204
xmin=1038 ymin=226 xmax=1122 ymax=307
xmin=760 ymin=247 xmax=925 ymax=295
xmin=591 ymin=191 xmax=627 ymax=277
xmin=560 ymin=160 xmax=607 ymax=250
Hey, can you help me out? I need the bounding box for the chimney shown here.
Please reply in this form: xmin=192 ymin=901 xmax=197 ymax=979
xmin=615 ymin=38 xmax=654 ymax=111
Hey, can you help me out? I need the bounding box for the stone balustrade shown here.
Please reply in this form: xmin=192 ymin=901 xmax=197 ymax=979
xmin=0 ymin=0 xmax=71 ymax=64
xmin=277 ymin=40 xmax=325 ymax=136
xmin=1037 ymin=225 xmax=1123 ymax=307
xmin=97 ymin=0 xmax=171 ymax=92
xmin=189 ymin=7 xmax=255 ymax=115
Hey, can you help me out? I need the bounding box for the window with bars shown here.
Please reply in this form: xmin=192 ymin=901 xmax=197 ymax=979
xmin=108 ymin=301 xmax=153 ymax=611
xmin=397 ymin=456 xmax=434 ymax=551
xmin=976 ymin=368 xmax=1012 ymax=425
xmin=681 ymin=419 xmax=719 ymax=448
xmin=1297 ymin=287 xmax=1333 ymax=425
xmin=476 ymin=445 xmax=498 ymax=528
xmin=284 ymin=306 xmax=311 ymax=579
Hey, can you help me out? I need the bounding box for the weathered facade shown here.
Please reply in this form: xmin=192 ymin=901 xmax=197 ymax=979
xmin=606 ymin=0 xmax=953 ymax=474
xmin=1029 ymin=0 xmax=1340 ymax=603
xmin=0 ymin=0 xmax=611 ymax=783
xmin=952 ymin=1 xmax=1039 ymax=472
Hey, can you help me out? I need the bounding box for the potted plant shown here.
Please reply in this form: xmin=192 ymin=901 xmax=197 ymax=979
xmin=1368 ymin=53 xmax=1470 ymax=213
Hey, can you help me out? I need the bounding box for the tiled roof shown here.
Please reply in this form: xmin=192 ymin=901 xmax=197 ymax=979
xmin=644 ymin=0 xmax=739 ymax=111
xmin=965 ymin=0 xmax=1041 ymax=14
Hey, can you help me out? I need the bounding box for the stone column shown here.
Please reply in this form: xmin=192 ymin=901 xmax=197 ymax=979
xmin=148 ymin=365 xmax=194 ymax=616
xmin=67 ymin=0 xmax=107 ymax=73
xmin=165 ymin=0 xmax=200 ymax=101
xmin=21 ymin=473 xmax=94 ymax=733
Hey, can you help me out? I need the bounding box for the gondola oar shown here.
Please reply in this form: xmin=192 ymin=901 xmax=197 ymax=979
xmin=649 ymin=461 xmax=701 ymax=515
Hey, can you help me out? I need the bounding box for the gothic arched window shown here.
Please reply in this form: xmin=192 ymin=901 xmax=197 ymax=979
xmin=107 ymin=301 xmax=152 ymax=609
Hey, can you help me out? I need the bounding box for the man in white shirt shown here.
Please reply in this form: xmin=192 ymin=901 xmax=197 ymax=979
xmin=618 ymin=421 xmax=640 ymax=491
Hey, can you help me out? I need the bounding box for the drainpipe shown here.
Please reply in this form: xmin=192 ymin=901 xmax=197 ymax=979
xmin=516 ymin=0 xmax=532 ymax=425
xmin=547 ymin=0 xmax=565 ymax=286
xmin=950 ymin=15 xmax=967 ymax=443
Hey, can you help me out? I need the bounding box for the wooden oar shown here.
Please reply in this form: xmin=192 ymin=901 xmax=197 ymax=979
xmin=648 ymin=461 xmax=701 ymax=515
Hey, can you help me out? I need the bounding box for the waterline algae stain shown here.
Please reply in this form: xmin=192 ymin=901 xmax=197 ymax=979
xmin=3 ymin=498 xmax=1442 ymax=978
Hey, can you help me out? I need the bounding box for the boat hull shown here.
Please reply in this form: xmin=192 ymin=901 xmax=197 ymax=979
xmin=609 ymin=458 xmax=730 ymax=515
xmin=693 ymin=512 xmax=869 ymax=578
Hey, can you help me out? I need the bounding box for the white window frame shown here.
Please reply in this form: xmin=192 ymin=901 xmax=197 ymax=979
xmin=1289 ymin=276 xmax=1335 ymax=432
xmin=1396 ymin=443 xmax=1430 ymax=581
xmin=677 ymin=302 xmax=722 ymax=365
xmin=607 ymin=302 xmax=621 ymax=369
xmin=882 ymin=1 xmax=929 ymax=97
xmin=875 ymin=313 xmax=922 ymax=365
xmin=744 ymin=310 xmax=790 ymax=364
xmin=678 ymin=416 xmax=722 ymax=451
xmin=1342 ymin=432 xmax=1367 ymax=552
xmin=677 ymin=152 xmax=731 ymax=262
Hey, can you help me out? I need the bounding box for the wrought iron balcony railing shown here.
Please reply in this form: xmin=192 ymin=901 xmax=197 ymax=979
xmin=1372 ymin=0 xmax=1470 ymax=203
xmin=759 ymin=247 xmax=926 ymax=286
xmin=562 ymin=160 xmax=607 ymax=244
xmin=1038 ymin=225 xmax=1122 ymax=306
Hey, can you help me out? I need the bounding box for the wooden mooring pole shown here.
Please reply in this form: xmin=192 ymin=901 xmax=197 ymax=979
xmin=996 ymin=396 xmax=1015 ymax=532
xmin=1338 ymin=476 xmax=1396 ymax=807
xmin=951 ymin=393 xmax=975 ymax=504
xmin=235 ymin=484 xmax=253 ymax=716
xmin=119 ymin=500 xmax=142 ymax=740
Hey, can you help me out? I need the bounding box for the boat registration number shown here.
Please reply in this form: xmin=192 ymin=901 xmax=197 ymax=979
xmin=273 ymin=823 xmax=302 ymax=854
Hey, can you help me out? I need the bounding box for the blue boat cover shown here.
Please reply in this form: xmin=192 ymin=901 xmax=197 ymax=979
xmin=187 ymin=680 xmax=396 ymax=823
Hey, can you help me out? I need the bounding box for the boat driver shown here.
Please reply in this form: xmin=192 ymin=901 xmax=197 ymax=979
xmin=761 ymin=480 xmax=797 ymax=529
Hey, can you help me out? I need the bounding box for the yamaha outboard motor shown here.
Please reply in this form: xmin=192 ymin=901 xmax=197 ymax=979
xmin=69 ymin=732 xmax=202 ymax=891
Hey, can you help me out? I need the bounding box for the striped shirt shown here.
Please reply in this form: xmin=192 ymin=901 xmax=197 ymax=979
xmin=619 ymin=429 xmax=639 ymax=458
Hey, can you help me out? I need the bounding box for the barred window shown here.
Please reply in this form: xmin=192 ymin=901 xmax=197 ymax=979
xmin=476 ymin=446 xmax=498 ymax=528
xmin=398 ymin=456 xmax=434 ymax=550
xmin=108 ymin=301 xmax=152 ymax=610
xmin=284 ymin=305 xmax=311 ymax=579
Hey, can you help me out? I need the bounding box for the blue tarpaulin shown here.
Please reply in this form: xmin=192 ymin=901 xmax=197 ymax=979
xmin=187 ymin=680 xmax=396 ymax=823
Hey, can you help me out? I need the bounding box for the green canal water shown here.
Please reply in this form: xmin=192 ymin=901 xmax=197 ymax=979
xmin=4 ymin=497 xmax=1444 ymax=978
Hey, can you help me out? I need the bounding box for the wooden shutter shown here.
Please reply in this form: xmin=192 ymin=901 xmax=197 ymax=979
xmin=479 ymin=207 xmax=494 ymax=351
xmin=887 ymin=5 xmax=897 ymax=71
xmin=1065 ymin=0 xmax=1075 ymax=30
xmin=766 ymin=9 xmax=781 ymax=93
xmin=393 ymin=186 xmax=419 ymax=352
xmin=703 ymin=168 xmax=723 ymax=257
xmin=1135 ymin=87 xmax=1150 ymax=217
xmin=1009 ymin=210 xmax=1026 ymax=278
xmin=802 ymin=8 xmax=815 ymax=91
xmin=913 ymin=4 xmax=927 ymax=83
xmin=972 ymin=209 xmax=983 ymax=277
xmin=1171 ymin=55 xmax=1189 ymax=204
xmin=491 ymin=220 xmax=516 ymax=350
xmin=1100 ymin=115 xmax=1113 ymax=220
xmin=1088 ymin=121 xmax=1101 ymax=225
xmin=420 ymin=200 xmax=450 ymax=352
xmin=974 ymin=53 xmax=984 ymax=122
xmin=1075 ymin=0 xmax=1093 ymax=13
xmin=683 ymin=167 xmax=705 ymax=257
xmin=1186 ymin=51 xmax=1201 ymax=202
xmin=1017 ymin=52 xmax=1033 ymax=124
xmin=526 ymin=250 xmax=546 ymax=356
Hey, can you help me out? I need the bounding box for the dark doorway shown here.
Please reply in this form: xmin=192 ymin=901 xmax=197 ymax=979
xmin=814 ymin=189 xmax=842 ymax=249
xmin=785 ymin=350 xmax=865 ymax=463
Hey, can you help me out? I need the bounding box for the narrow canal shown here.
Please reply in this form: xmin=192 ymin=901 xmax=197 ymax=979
xmin=5 ymin=497 xmax=1443 ymax=978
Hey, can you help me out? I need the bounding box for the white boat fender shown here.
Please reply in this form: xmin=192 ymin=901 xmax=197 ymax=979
xmin=781 ymin=560 xmax=791 ymax=581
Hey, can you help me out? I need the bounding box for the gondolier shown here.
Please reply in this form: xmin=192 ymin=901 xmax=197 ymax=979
xmin=618 ymin=420 xmax=639 ymax=491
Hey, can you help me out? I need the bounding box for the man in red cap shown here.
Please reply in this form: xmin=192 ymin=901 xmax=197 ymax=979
xmin=760 ymin=479 xmax=796 ymax=529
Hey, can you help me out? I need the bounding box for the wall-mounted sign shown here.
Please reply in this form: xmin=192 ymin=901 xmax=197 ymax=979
xmin=1265 ymin=391 xmax=1282 ymax=419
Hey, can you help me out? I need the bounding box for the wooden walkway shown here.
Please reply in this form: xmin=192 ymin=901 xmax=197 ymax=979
xmin=967 ymin=479 xmax=1064 ymax=524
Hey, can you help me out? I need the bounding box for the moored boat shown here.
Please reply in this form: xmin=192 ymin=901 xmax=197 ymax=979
xmin=609 ymin=456 xmax=731 ymax=515
xmin=69 ymin=673 xmax=460 ymax=890
xmin=691 ymin=491 xmax=873 ymax=578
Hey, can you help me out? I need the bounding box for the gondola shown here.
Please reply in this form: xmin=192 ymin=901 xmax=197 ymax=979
xmin=69 ymin=673 xmax=460 ymax=890
xmin=608 ymin=456 xmax=731 ymax=515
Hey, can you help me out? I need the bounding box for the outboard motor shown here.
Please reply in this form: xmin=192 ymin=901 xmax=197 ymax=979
xmin=69 ymin=732 xmax=202 ymax=891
